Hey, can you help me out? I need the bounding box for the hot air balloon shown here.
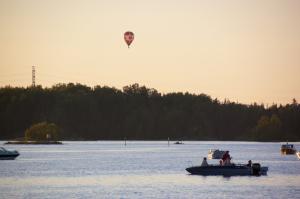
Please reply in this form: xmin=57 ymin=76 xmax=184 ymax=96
xmin=124 ymin=31 xmax=134 ymax=48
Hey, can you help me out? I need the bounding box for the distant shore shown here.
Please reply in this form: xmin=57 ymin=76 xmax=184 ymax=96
xmin=5 ymin=141 xmax=63 ymax=145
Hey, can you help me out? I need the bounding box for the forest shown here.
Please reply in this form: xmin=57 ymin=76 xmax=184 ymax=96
xmin=0 ymin=83 xmax=299 ymax=141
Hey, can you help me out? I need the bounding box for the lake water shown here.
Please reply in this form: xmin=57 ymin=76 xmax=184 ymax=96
xmin=0 ymin=141 xmax=299 ymax=199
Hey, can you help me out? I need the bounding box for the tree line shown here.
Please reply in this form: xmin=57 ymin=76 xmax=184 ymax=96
xmin=0 ymin=83 xmax=299 ymax=141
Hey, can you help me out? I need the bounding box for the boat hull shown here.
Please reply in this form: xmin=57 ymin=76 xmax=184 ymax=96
xmin=186 ymin=165 xmax=268 ymax=176
xmin=0 ymin=154 xmax=19 ymax=160
xmin=281 ymin=148 xmax=296 ymax=155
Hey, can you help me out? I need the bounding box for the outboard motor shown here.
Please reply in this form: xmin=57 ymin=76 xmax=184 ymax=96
xmin=251 ymin=163 xmax=261 ymax=176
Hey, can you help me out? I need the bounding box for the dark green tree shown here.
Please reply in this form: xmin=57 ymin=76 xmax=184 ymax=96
xmin=25 ymin=122 xmax=60 ymax=141
xmin=0 ymin=83 xmax=299 ymax=141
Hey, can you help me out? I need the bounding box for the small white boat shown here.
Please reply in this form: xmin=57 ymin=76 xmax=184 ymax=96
xmin=0 ymin=147 xmax=19 ymax=160
xmin=208 ymin=149 xmax=226 ymax=159
xmin=296 ymin=151 xmax=300 ymax=160
xmin=281 ymin=143 xmax=296 ymax=155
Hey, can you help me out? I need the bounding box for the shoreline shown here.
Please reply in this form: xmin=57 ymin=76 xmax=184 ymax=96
xmin=4 ymin=141 xmax=63 ymax=145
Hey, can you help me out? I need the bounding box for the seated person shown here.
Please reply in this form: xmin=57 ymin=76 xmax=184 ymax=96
xmin=201 ymin=157 xmax=209 ymax=166
xmin=219 ymin=159 xmax=223 ymax=165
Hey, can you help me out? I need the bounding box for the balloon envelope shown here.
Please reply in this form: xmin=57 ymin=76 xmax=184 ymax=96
xmin=124 ymin=31 xmax=134 ymax=47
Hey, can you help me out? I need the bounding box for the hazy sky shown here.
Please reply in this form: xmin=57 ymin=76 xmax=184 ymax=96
xmin=0 ymin=0 xmax=299 ymax=105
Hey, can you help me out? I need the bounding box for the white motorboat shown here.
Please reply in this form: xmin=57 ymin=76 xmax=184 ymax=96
xmin=0 ymin=147 xmax=19 ymax=160
xmin=208 ymin=149 xmax=226 ymax=159
xmin=296 ymin=151 xmax=300 ymax=160
xmin=280 ymin=143 xmax=296 ymax=155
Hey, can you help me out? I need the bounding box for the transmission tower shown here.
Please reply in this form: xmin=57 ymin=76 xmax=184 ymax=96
xmin=32 ymin=66 xmax=36 ymax=87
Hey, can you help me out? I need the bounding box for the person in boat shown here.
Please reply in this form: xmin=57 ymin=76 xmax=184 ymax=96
xmin=221 ymin=151 xmax=231 ymax=166
xmin=247 ymin=160 xmax=252 ymax=167
xmin=201 ymin=157 xmax=209 ymax=166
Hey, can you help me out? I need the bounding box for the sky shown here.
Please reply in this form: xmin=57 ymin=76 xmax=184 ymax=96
xmin=0 ymin=0 xmax=300 ymax=105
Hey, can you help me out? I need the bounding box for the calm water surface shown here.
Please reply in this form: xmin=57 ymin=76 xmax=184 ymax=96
xmin=0 ymin=141 xmax=299 ymax=199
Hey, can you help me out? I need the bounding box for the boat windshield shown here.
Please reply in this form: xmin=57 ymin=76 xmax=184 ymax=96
xmin=282 ymin=144 xmax=294 ymax=149
xmin=0 ymin=147 xmax=7 ymax=152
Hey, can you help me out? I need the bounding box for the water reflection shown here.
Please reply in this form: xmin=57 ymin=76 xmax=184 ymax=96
xmin=1 ymin=174 xmax=300 ymax=187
